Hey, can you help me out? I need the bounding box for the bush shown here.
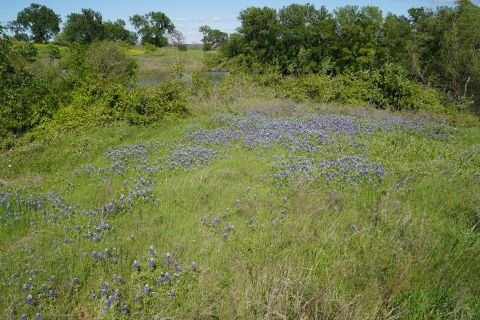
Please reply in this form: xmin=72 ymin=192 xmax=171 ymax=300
xmin=127 ymin=80 xmax=188 ymax=125
xmin=44 ymin=79 xmax=188 ymax=131
xmin=217 ymin=73 xmax=257 ymax=105
xmin=332 ymin=72 xmax=373 ymax=106
xmin=84 ymin=41 xmax=137 ymax=86
xmin=191 ymin=71 xmax=213 ymax=98
xmin=276 ymin=74 xmax=335 ymax=103
xmin=370 ymin=64 xmax=444 ymax=111
xmin=144 ymin=43 xmax=157 ymax=53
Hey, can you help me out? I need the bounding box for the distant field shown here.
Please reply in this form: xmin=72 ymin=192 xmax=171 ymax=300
xmin=33 ymin=43 xmax=217 ymax=84
xmin=1 ymin=100 xmax=479 ymax=319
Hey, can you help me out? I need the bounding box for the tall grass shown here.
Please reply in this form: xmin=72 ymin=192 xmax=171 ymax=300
xmin=0 ymin=100 xmax=479 ymax=319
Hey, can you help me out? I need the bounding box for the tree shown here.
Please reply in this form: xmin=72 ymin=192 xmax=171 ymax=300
xmin=378 ymin=14 xmax=412 ymax=65
xmin=278 ymin=4 xmax=335 ymax=74
xmin=333 ymin=5 xmax=384 ymax=72
xmin=199 ymin=25 xmax=228 ymax=51
xmin=169 ymin=29 xmax=185 ymax=50
xmin=238 ymin=7 xmax=281 ymax=63
xmin=130 ymin=12 xmax=174 ymax=47
xmin=0 ymin=28 xmax=37 ymax=142
xmin=11 ymin=3 xmax=61 ymax=43
xmin=103 ymin=19 xmax=137 ymax=45
xmin=439 ymin=0 xmax=480 ymax=109
xmin=63 ymin=9 xmax=104 ymax=44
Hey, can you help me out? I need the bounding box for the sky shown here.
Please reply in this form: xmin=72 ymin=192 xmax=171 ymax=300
xmin=0 ymin=0 xmax=465 ymax=43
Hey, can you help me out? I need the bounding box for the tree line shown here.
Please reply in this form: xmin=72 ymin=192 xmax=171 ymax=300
xmin=6 ymin=3 xmax=179 ymax=47
xmin=218 ymin=0 xmax=480 ymax=112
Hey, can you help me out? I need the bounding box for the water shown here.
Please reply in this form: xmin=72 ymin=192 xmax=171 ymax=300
xmin=139 ymin=71 xmax=228 ymax=87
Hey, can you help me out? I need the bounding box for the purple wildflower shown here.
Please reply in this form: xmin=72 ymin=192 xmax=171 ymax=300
xmin=143 ymin=284 xmax=150 ymax=295
xmin=133 ymin=260 xmax=140 ymax=271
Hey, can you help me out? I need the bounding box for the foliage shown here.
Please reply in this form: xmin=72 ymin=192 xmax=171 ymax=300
xmin=63 ymin=9 xmax=104 ymax=44
xmin=168 ymin=29 xmax=185 ymax=50
xmin=199 ymin=25 xmax=228 ymax=51
xmin=276 ymin=74 xmax=335 ymax=103
xmin=0 ymin=31 xmax=38 ymax=146
xmin=144 ymin=43 xmax=157 ymax=53
xmin=46 ymin=43 xmax=61 ymax=61
xmin=103 ymin=19 xmax=137 ymax=45
xmin=190 ymin=71 xmax=213 ymax=98
xmin=46 ymin=79 xmax=188 ymax=131
xmin=10 ymin=3 xmax=61 ymax=43
xmin=130 ymin=12 xmax=175 ymax=47
xmin=221 ymin=0 xmax=480 ymax=112
xmin=0 ymin=106 xmax=479 ymax=318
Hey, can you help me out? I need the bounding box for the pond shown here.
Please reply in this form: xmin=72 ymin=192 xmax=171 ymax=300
xmin=139 ymin=71 xmax=229 ymax=87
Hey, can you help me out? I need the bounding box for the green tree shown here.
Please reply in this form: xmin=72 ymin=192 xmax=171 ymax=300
xmin=11 ymin=3 xmax=61 ymax=43
xmin=237 ymin=7 xmax=281 ymax=64
xmin=199 ymin=25 xmax=228 ymax=51
xmin=168 ymin=29 xmax=186 ymax=50
xmin=334 ymin=5 xmax=384 ymax=72
xmin=0 ymin=28 xmax=37 ymax=143
xmin=405 ymin=7 xmax=437 ymax=84
xmin=379 ymin=14 xmax=412 ymax=65
xmin=439 ymin=0 xmax=480 ymax=109
xmin=103 ymin=19 xmax=137 ymax=45
xmin=278 ymin=4 xmax=335 ymax=74
xmin=130 ymin=12 xmax=174 ymax=47
xmin=63 ymin=9 xmax=104 ymax=44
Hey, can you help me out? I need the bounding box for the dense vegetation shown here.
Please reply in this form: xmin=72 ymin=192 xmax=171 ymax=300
xmin=219 ymin=0 xmax=480 ymax=112
xmin=0 ymin=1 xmax=480 ymax=319
xmin=1 ymin=1 xmax=479 ymax=150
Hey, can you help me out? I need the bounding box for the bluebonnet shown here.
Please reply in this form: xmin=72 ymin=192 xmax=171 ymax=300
xmin=143 ymin=284 xmax=150 ymax=295
xmin=133 ymin=260 xmax=140 ymax=271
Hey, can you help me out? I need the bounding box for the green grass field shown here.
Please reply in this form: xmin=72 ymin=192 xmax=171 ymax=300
xmin=1 ymin=100 xmax=479 ymax=319
xmin=33 ymin=43 xmax=212 ymax=85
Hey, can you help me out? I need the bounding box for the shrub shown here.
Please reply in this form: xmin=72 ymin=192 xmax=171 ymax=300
xmin=191 ymin=71 xmax=213 ymax=98
xmin=144 ymin=43 xmax=157 ymax=53
xmin=84 ymin=41 xmax=137 ymax=86
xmin=276 ymin=74 xmax=335 ymax=103
xmin=331 ymin=72 xmax=373 ymax=106
xmin=127 ymin=80 xmax=188 ymax=125
xmin=370 ymin=64 xmax=444 ymax=111
xmin=217 ymin=73 xmax=257 ymax=105
xmin=43 ymin=79 xmax=188 ymax=132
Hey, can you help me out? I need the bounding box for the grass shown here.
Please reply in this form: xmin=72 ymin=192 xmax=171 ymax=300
xmin=132 ymin=47 xmax=212 ymax=83
xmin=0 ymin=99 xmax=479 ymax=319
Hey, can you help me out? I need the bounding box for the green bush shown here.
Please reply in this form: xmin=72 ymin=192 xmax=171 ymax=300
xmin=43 ymin=79 xmax=188 ymax=132
xmin=272 ymin=65 xmax=445 ymax=112
xmin=0 ymin=37 xmax=38 ymax=141
xmin=144 ymin=43 xmax=157 ymax=53
xmin=127 ymin=80 xmax=188 ymax=125
xmin=276 ymin=74 xmax=335 ymax=103
xmin=370 ymin=64 xmax=444 ymax=111
xmin=332 ymin=72 xmax=373 ymax=106
xmin=191 ymin=71 xmax=213 ymax=98
xmin=217 ymin=73 xmax=257 ymax=105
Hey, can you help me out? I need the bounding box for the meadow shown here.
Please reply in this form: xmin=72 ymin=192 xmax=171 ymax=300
xmin=2 ymin=2 xmax=480 ymax=318
xmin=1 ymin=97 xmax=479 ymax=319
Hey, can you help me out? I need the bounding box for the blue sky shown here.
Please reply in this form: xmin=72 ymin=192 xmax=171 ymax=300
xmin=0 ymin=0 xmax=461 ymax=43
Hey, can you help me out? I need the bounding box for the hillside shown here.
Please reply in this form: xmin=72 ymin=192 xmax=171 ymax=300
xmin=1 ymin=102 xmax=479 ymax=319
